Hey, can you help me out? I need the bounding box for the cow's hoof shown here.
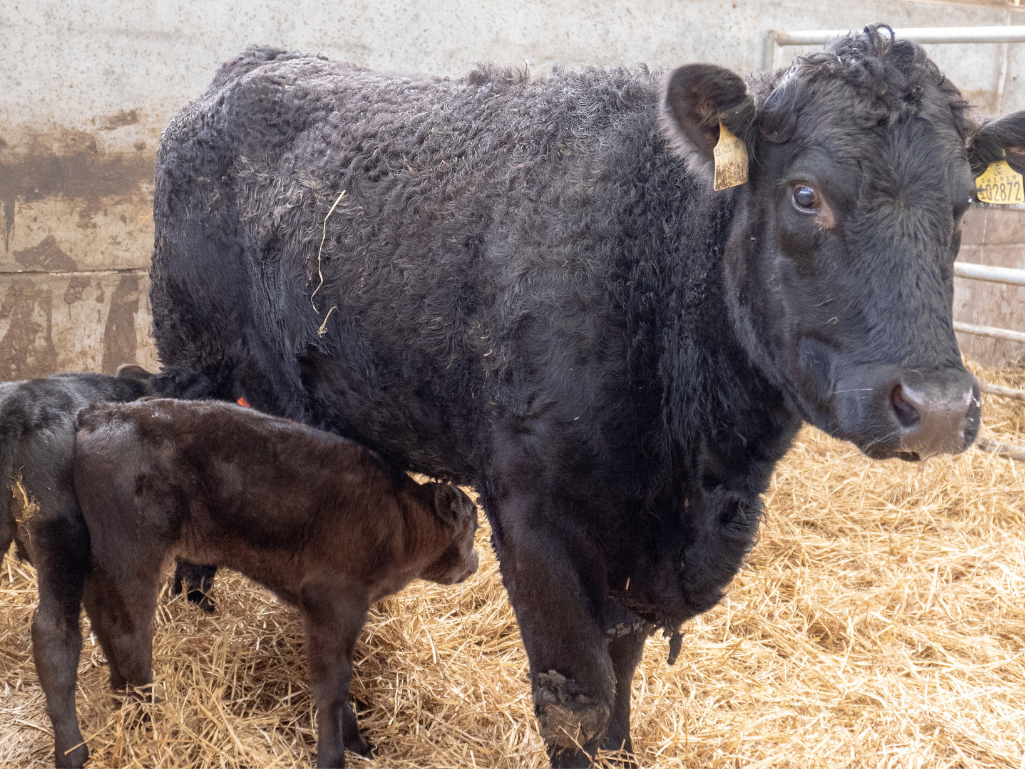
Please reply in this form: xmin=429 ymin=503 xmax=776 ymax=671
xmin=533 ymin=670 xmax=610 ymax=752
xmin=600 ymin=731 xmax=636 ymax=766
xmin=170 ymin=581 xmax=215 ymax=613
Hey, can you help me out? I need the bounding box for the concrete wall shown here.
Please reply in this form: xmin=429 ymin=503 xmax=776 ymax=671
xmin=2 ymin=0 xmax=1024 ymax=378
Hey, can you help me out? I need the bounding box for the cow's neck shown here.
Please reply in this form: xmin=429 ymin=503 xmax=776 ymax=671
xmin=606 ymin=188 xmax=801 ymax=635
xmin=652 ymin=190 xmax=799 ymax=473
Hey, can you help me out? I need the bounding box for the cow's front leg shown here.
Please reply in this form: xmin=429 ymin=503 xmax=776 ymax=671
xmin=495 ymin=498 xmax=614 ymax=767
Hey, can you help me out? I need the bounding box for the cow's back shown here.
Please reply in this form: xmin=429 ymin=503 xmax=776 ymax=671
xmin=151 ymin=49 xmax=704 ymax=486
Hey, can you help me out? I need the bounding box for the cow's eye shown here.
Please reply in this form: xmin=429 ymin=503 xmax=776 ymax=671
xmin=792 ymin=185 xmax=819 ymax=212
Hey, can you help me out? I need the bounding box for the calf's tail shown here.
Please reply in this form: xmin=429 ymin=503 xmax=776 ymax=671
xmin=0 ymin=413 xmax=23 ymax=568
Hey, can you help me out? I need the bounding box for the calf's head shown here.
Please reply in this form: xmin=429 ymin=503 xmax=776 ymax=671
xmin=663 ymin=26 xmax=1025 ymax=459
xmin=417 ymin=483 xmax=479 ymax=585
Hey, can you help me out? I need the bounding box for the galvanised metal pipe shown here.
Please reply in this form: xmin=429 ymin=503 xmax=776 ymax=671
xmin=762 ymin=26 xmax=1025 ymax=70
xmin=980 ymin=383 xmax=1025 ymax=401
xmin=954 ymin=262 xmax=1025 ymax=287
xmin=953 ymin=322 xmax=1025 ymax=343
xmin=774 ymin=27 xmax=1025 ymax=46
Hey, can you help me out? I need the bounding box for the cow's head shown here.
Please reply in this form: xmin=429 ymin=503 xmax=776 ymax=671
xmin=662 ymin=25 xmax=1024 ymax=460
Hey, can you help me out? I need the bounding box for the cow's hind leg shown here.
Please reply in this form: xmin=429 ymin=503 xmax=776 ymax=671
xmin=600 ymin=627 xmax=649 ymax=763
xmin=31 ymin=510 xmax=91 ymax=768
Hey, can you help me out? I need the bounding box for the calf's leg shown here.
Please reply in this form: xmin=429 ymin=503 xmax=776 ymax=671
xmin=300 ymin=580 xmax=371 ymax=768
xmin=83 ymin=559 xmax=161 ymax=697
xmin=492 ymin=495 xmax=615 ymax=768
xmin=0 ymin=502 xmax=14 ymax=567
xmin=30 ymin=511 xmax=91 ymax=768
xmin=170 ymin=558 xmax=218 ymax=612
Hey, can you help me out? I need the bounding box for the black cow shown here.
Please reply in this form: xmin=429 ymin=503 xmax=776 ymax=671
xmin=150 ymin=27 xmax=1023 ymax=765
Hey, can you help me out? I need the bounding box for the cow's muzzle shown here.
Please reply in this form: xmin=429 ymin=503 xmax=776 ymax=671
xmin=833 ymin=365 xmax=981 ymax=460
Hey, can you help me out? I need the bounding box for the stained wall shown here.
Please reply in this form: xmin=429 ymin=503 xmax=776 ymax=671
xmin=2 ymin=0 xmax=1023 ymax=376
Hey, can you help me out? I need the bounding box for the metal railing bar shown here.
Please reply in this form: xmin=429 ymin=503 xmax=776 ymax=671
xmin=980 ymin=382 xmax=1025 ymax=400
xmin=774 ymin=27 xmax=1025 ymax=46
xmin=954 ymin=262 xmax=1025 ymax=286
xmin=953 ymin=321 xmax=1025 ymax=343
xmin=762 ymin=25 xmax=1025 ymax=71
xmin=977 ymin=436 xmax=1025 ymax=462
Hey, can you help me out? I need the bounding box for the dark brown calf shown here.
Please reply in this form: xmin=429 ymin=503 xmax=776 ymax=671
xmin=71 ymin=398 xmax=479 ymax=768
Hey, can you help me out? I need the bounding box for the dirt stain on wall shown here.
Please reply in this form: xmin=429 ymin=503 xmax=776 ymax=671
xmin=101 ymin=274 xmax=140 ymax=374
xmin=13 ymin=235 xmax=78 ymax=272
xmin=98 ymin=109 xmax=140 ymax=131
xmin=0 ymin=128 xmax=156 ymax=252
xmin=0 ymin=280 xmax=58 ymax=380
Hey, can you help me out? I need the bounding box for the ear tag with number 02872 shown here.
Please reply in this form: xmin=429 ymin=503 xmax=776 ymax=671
xmin=713 ymin=122 xmax=749 ymax=192
xmin=975 ymin=158 xmax=1025 ymax=205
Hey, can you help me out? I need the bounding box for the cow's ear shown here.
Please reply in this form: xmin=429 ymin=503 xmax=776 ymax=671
xmin=967 ymin=111 xmax=1025 ymax=176
xmin=661 ymin=64 xmax=756 ymax=180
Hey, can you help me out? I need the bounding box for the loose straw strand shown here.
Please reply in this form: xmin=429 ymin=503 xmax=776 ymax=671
xmin=311 ymin=190 xmax=347 ymax=312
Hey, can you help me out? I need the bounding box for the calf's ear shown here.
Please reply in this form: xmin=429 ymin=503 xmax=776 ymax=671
xmin=967 ymin=111 xmax=1025 ymax=176
xmin=432 ymin=484 xmax=475 ymax=525
xmin=661 ymin=64 xmax=756 ymax=180
xmin=432 ymin=484 xmax=461 ymax=524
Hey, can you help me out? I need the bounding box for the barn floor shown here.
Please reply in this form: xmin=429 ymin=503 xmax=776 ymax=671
xmin=1 ymin=363 xmax=1024 ymax=769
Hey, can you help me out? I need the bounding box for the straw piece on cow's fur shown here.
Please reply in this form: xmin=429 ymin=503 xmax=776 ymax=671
xmin=311 ymin=189 xmax=346 ymax=320
xmin=1 ymin=361 xmax=1023 ymax=768
xmin=10 ymin=473 xmax=37 ymax=547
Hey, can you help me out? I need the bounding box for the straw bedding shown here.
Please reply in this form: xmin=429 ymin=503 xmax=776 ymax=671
xmin=1 ymin=363 xmax=1023 ymax=768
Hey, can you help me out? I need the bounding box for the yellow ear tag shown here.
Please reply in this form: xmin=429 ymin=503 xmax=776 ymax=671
xmin=713 ymin=122 xmax=749 ymax=191
xmin=975 ymin=159 xmax=1024 ymax=205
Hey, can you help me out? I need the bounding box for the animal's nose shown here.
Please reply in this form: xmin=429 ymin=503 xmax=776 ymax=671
xmin=464 ymin=550 xmax=480 ymax=578
xmin=451 ymin=549 xmax=479 ymax=584
xmin=890 ymin=375 xmax=980 ymax=456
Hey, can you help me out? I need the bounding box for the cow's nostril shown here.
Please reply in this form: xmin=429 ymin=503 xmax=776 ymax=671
xmin=891 ymin=384 xmax=921 ymax=429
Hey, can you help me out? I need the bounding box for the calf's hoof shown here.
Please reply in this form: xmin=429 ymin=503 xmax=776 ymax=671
xmin=55 ymin=741 xmax=88 ymax=769
xmin=599 ymin=730 xmax=636 ymax=766
xmin=184 ymin=588 xmax=216 ymax=614
xmin=533 ymin=670 xmax=610 ymax=761
xmin=315 ymin=747 xmax=346 ymax=768
xmin=170 ymin=561 xmax=217 ymax=613
xmin=112 ymin=684 xmax=161 ymax=714
xmin=345 ymin=731 xmax=373 ymax=757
